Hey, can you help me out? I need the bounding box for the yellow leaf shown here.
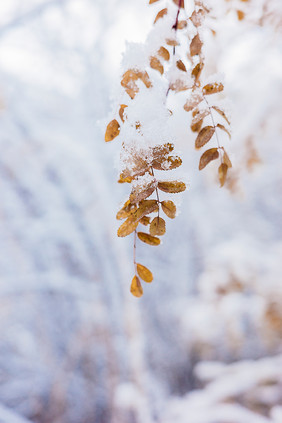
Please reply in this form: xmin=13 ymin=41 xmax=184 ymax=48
xmin=130 ymin=180 xmax=157 ymax=204
xmin=134 ymin=200 xmax=159 ymax=220
xmin=195 ymin=126 xmax=215 ymax=148
xmin=150 ymin=56 xmax=164 ymax=75
xmin=211 ymin=106 xmax=230 ymax=125
xmin=218 ymin=163 xmax=228 ymax=187
xmin=118 ymin=173 xmax=132 ymax=183
xmin=139 ymin=216 xmax=151 ymax=226
xmin=117 ymin=217 xmax=139 ymax=237
xmin=176 ymin=60 xmax=187 ymax=72
xmin=161 ymin=200 xmax=176 ymax=219
xmin=158 ymin=46 xmax=170 ymax=61
xmin=137 ymin=263 xmax=153 ymax=283
xmin=116 ymin=200 xmax=137 ymax=220
xmin=105 ymin=119 xmax=120 ymax=142
xmin=216 ymin=123 xmax=231 ymax=139
xmin=150 ymin=217 xmax=166 ymax=236
xmin=190 ymin=34 xmax=203 ymax=56
xmin=137 ymin=232 xmax=161 ymax=246
xmin=203 ymin=83 xmax=224 ymax=95
xmin=237 ymin=10 xmax=245 ymax=20
xmin=130 ymin=275 xmax=143 ymax=297
xmin=119 ymin=104 xmax=127 ymax=123
xmin=149 ymin=0 xmax=159 ymax=3
xmin=154 ymin=8 xmax=168 ymax=24
xmin=158 ymin=181 xmax=186 ymax=193
xmin=199 ymin=148 xmax=219 ymax=170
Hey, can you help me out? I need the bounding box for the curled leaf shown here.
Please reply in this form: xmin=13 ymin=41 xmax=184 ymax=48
xmin=222 ymin=149 xmax=232 ymax=168
xmin=203 ymin=83 xmax=224 ymax=95
xmin=154 ymin=8 xmax=167 ymax=24
xmin=192 ymin=62 xmax=204 ymax=83
xmin=117 ymin=216 xmax=139 ymax=237
xmin=150 ymin=56 xmax=164 ymax=74
xmin=218 ymin=163 xmax=228 ymax=187
xmin=116 ymin=200 xmax=137 ymax=220
xmin=195 ymin=126 xmax=215 ymax=148
xmin=212 ymin=106 xmax=230 ymax=125
xmin=217 ymin=123 xmax=231 ymax=139
xmin=161 ymin=200 xmax=176 ymax=219
xmin=190 ymin=34 xmax=203 ymax=56
xmin=130 ymin=275 xmax=143 ymax=297
xmin=158 ymin=181 xmax=186 ymax=193
xmin=105 ymin=119 xmax=120 ymax=142
xmin=176 ymin=60 xmax=187 ymax=72
xmin=138 ymin=232 xmax=161 ymax=246
xmin=199 ymin=148 xmax=219 ymax=170
xmin=137 ymin=263 xmax=153 ymax=283
xmin=150 ymin=217 xmax=166 ymax=236
xmin=158 ymin=46 xmax=170 ymax=61
xmin=119 ymin=104 xmax=127 ymax=123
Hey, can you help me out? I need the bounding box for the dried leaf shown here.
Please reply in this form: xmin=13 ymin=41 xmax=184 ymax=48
xmin=134 ymin=199 xmax=159 ymax=220
xmin=130 ymin=275 xmax=143 ymax=297
xmin=152 ymin=155 xmax=182 ymax=170
xmin=203 ymin=83 xmax=224 ymax=95
xmin=222 ymin=149 xmax=232 ymax=168
xmin=150 ymin=217 xmax=166 ymax=236
xmin=177 ymin=20 xmax=187 ymax=29
xmin=191 ymin=109 xmax=210 ymax=127
xmin=173 ymin=0 xmax=184 ymax=8
xmin=116 ymin=200 xmax=137 ymax=220
xmin=137 ymin=263 xmax=153 ymax=283
xmin=192 ymin=62 xmax=204 ymax=83
xmin=170 ymin=79 xmax=190 ymax=92
xmin=119 ymin=104 xmax=127 ymax=123
xmin=158 ymin=181 xmax=186 ymax=193
xmin=118 ymin=174 xmax=132 ymax=183
xmin=105 ymin=119 xmax=120 ymax=142
xmin=161 ymin=200 xmax=176 ymax=219
xmin=218 ymin=163 xmax=228 ymax=187
xmin=130 ymin=180 xmax=157 ymax=204
xmin=139 ymin=216 xmax=151 ymax=226
xmin=139 ymin=71 xmax=152 ymax=88
xmin=195 ymin=126 xmax=215 ymax=148
xmin=212 ymin=106 xmax=230 ymax=125
xmin=149 ymin=0 xmax=159 ymax=3
xmin=190 ymin=34 xmax=203 ymax=56
xmin=166 ymin=38 xmax=179 ymax=46
xmin=117 ymin=216 xmax=139 ymax=237
xmin=150 ymin=56 xmax=164 ymax=74
xmin=184 ymin=92 xmax=203 ymax=112
xmin=191 ymin=119 xmax=203 ymax=133
xmin=158 ymin=46 xmax=170 ymax=61
xmin=176 ymin=60 xmax=187 ymax=72
xmin=237 ymin=10 xmax=245 ymax=20
xmin=154 ymin=8 xmax=167 ymax=24
xmin=152 ymin=143 xmax=174 ymax=161
xmin=217 ymin=123 xmax=231 ymax=139
xmin=190 ymin=9 xmax=205 ymax=27
xmin=199 ymin=148 xmax=219 ymax=170
xmin=121 ymin=69 xmax=151 ymax=99
xmin=137 ymin=232 xmax=161 ymax=246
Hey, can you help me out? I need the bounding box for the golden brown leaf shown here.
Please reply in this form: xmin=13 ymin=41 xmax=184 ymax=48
xmin=158 ymin=46 xmax=170 ymax=61
xmin=192 ymin=62 xmax=204 ymax=83
xmin=166 ymin=38 xmax=179 ymax=47
xmin=137 ymin=263 xmax=153 ymax=283
xmin=191 ymin=119 xmax=203 ymax=133
xmin=138 ymin=71 xmax=152 ymax=88
xmin=195 ymin=126 xmax=215 ymax=148
xmin=116 ymin=200 xmax=137 ymax=220
xmin=105 ymin=119 xmax=120 ymax=142
xmin=149 ymin=0 xmax=159 ymax=3
xmin=121 ymin=69 xmax=151 ymax=99
xmin=190 ymin=9 xmax=205 ymax=27
xmin=158 ymin=181 xmax=186 ymax=193
xmin=150 ymin=217 xmax=166 ymax=236
xmin=199 ymin=148 xmax=219 ymax=170
xmin=152 ymin=155 xmax=182 ymax=170
xmin=117 ymin=216 xmax=139 ymax=237
xmin=173 ymin=0 xmax=184 ymax=7
xmin=134 ymin=200 xmax=159 ymax=220
xmin=222 ymin=149 xmax=232 ymax=168
xmin=218 ymin=163 xmax=228 ymax=187
xmin=177 ymin=20 xmax=187 ymax=29
xmin=130 ymin=180 xmax=157 ymax=204
xmin=190 ymin=34 xmax=203 ymax=57
xmin=150 ymin=56 xmax=164 ymax=74
xmin=170 ymin=79 xmax=190 ymax=92
xmin=138 ymin=232 xmax=160 ymax=246
xmin=237 ymin=10 xmax=245 ymax=20
xmin=211 ymin=106 xmax=230 ymax=125
xmin=130 ymin=275 xmax=143 ymax=297
xmin=217 ymin=123 xmax=231 ymax=139
xmin=119 ymin=104 xmax=127 ymax=123
xmin=139 ymin=216 xmax=151 ymax=226
xmin=183 ymin=93 xmax=203 ymax=112
xmin=154 ymin=8 xmax=168 ymax=24
xmin=176 ymin=60 xmax=187 ymax=72
xmin=161 ymin=200 xmax=176 ymax=219
xmin=118 ymin=174 xmax=132 ymax=183
xmin=202 ymin=83 xmax=224 ymax=95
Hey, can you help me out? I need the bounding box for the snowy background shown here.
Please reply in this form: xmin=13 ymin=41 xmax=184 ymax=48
xmin=0 ymin=0 xmax=281 ymax=422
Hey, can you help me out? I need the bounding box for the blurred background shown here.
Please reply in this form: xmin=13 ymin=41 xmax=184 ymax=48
xmin=0 ymin=0 xmax=281 ymax=422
